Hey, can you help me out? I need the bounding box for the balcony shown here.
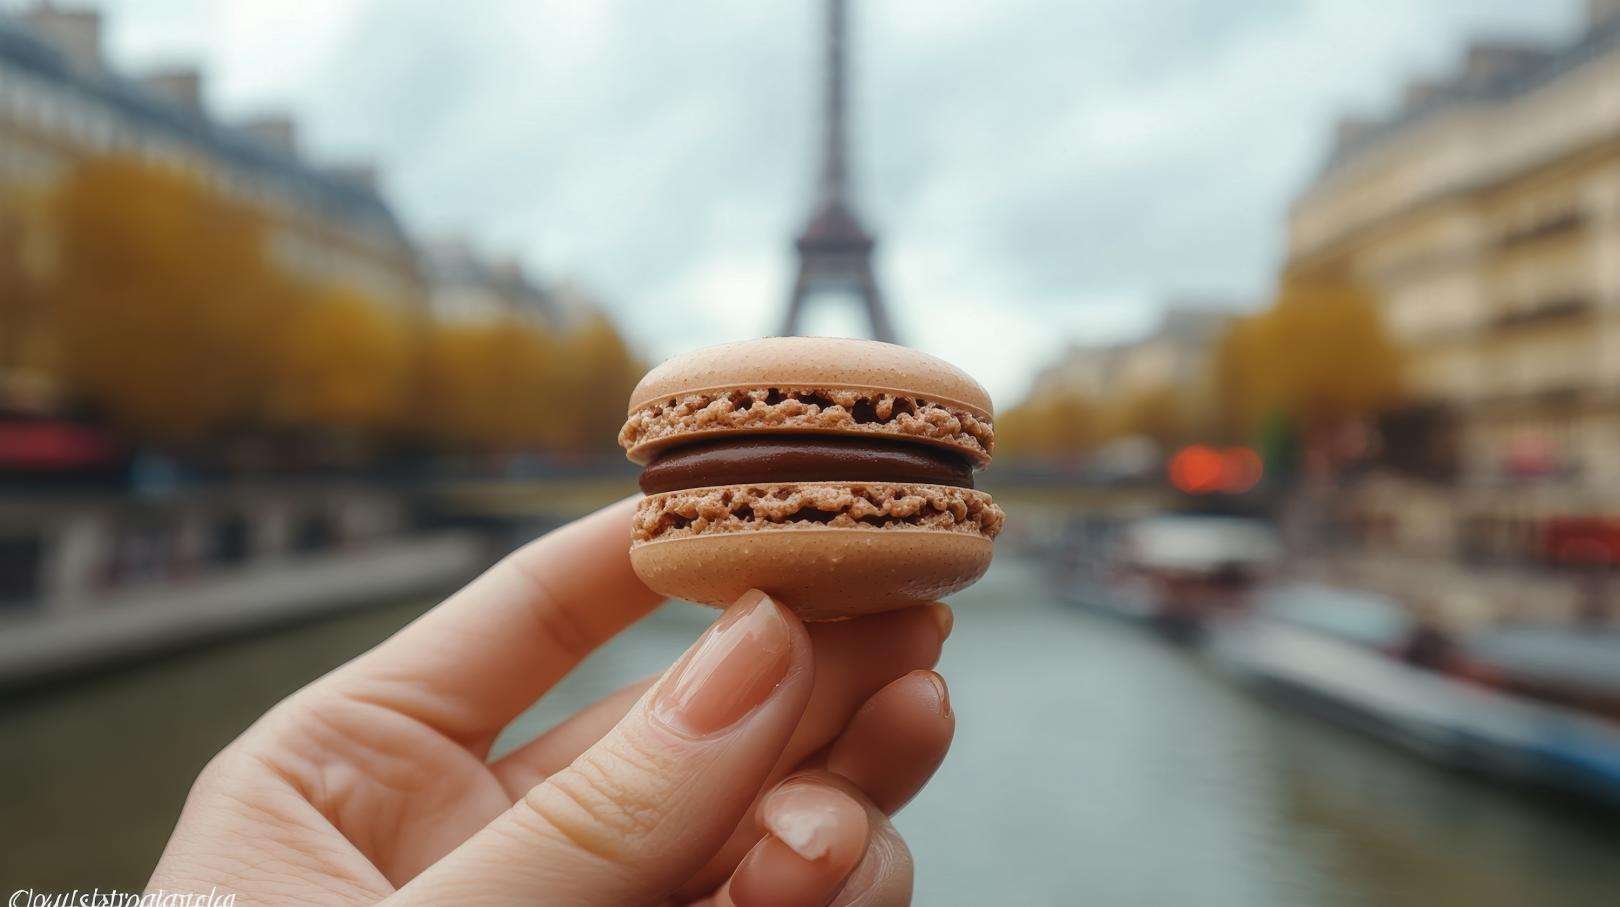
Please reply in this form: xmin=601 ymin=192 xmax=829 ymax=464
xmin=1488 ymin=295 xmax=1592 ymax=331
xmin=1495 ymin=209 xmax=1585 ymax=249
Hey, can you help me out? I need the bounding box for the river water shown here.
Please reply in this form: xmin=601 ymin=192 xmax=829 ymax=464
xmin=2 ymin=556 xmax=1617 ymax=905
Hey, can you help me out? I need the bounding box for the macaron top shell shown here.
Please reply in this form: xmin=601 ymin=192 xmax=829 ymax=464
xmin=620 ymin=337 xmax=995 ymax=466
xmin=627 ymin=337 xmax=992 ymax=415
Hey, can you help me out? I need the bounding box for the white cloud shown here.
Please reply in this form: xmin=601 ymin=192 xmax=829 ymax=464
xmin=87 ymin=0 xmax=1586 ymax=403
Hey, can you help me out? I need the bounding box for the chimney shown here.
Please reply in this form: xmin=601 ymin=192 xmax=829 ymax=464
xmin=327 ymin=162 xmax=379 ymax=193
xmin=1591 ymin=0 xmax=1620 ymax=28
xmin=140 ymin=66 xmax=204 ymax=114
xmin=1463 ymin=42 xmax=1549 ymax=86
xmin=20 ymin=3 xmax=103 ymax=74
xmin=240 ymin=114 xmax=298 ymax=157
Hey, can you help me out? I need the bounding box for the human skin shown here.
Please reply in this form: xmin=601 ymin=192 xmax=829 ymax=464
xmin=148 ymin=498 xmax=956 ymax=906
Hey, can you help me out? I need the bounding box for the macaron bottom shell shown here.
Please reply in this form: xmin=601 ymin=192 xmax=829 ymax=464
xmin=630 ymin=526 xmax=993 ymax=621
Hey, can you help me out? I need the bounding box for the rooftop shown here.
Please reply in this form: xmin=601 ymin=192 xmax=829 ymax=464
xmin=0 ymin=11 xmax=408 ymax=244
xmin=424 ymin=239 xmax=566 ymax=326
xmin=1322 ymin=13 xmax=1620 ymax=176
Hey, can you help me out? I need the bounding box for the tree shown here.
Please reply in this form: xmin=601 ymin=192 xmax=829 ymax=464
xmin=995 ymin=391 xmax=1105 ymax=461
xmin=32 ymin=155 xmax=649 ymax=461
xmin=268 ymin=285 xmax=414 ymax=434
xmin=418 ymin=322 xmax=494 ymax=448
xmin=417 ymin=317 xmax=561 ymax=452
xmin=44 ymin=157 xmax=287 ymax=439
xmin=1212 ymin=270 xmax=1403 ymax=440
xmin=1267 ymin=272 xmax=1404 ymax=428
xmin=0 ymin=189 xmax=54 ymax=408
xmin=549 ymin=313 xmax=643 ymax=454
xmin=1107 ymin=383 xmax=1188 ymax=449
xmin=479 ymin=317 xmax=560 ymax=449
xmin=1211 ymin=313 xmax=1276 ymax=442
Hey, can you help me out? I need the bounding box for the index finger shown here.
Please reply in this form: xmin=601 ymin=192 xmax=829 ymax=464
xmin=321 ymin=496 xmax=663 ymax=750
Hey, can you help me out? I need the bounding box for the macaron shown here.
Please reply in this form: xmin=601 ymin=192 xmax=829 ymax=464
xmin=619 ymin=336 xmax=1004 ymax=620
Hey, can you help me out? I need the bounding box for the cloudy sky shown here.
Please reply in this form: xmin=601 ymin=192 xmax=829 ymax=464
xmin=67 ymin=0 xmax=1586 ymax=402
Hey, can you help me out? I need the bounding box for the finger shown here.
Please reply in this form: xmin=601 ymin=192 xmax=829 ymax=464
xmin=675 ymin=605 xmax=949 ymax=898
xmin=828 ymin=805 xmax=913 ymax=907
xmin=787 ymin=604 xmax=950 ymax=752
xmin=390 ymin=590 xmax=814 ymax=907
xmin=684 ymin=669 xmax=951 ymax=903
xmin=825 ymin=670 xmax=954 ymax=814
xmin=495 ymin=665 xmax=952 ymax=900
xmin=490 ymin=675 xmax=656 ymax=797
xmin=724 ymin=773 xmax=913 ymax=907
xmin=491 ymin=604 xmax=950 ymax=799
xmin=324 ymin=497 xmax=662 ymax=750
xmin=725 ymin=778 xmax=869 ymax=907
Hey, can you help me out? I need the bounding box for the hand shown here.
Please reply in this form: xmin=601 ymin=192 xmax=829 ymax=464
xmin=148 ymin=498 xmax=955 ymax=905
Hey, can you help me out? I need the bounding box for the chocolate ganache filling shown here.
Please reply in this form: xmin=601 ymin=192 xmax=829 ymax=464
xmin=639 ymin=436 xmax=974 ymax=495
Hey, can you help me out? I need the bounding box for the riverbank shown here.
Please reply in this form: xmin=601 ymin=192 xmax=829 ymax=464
xmin=0 ymin=474 xmax=637 ymax=690
xmin=0 ymin=531 xmax=484 ymax=689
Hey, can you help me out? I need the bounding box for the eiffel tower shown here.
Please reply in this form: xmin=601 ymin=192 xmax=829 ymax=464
xmin=779 ymin=0 xmax=898 ymax=343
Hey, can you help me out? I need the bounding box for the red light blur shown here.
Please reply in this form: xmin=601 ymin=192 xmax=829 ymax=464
xmin=1219 ymin=447 xmax=1263 ymax=493
xmin=1169 ymin=445 xmax=1263 ymax=495
xmin=1169 ymin=445 xmax=1225 ymax=494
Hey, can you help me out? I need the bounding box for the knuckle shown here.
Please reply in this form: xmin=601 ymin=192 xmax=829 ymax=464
xmin=190 ymin=743 xmax=267 ymax=803
xmin=837 ymin=822 xmax=914 ymax=907
xmin=190 ymin=747 xmax=238 ymax=793
xmin=507 ymin=550 xmax=597 ymax=661
xmin=520 ymin=734 xmax=677 ymax=863
xmin=873 ymin=822 xmax=914 ymax=877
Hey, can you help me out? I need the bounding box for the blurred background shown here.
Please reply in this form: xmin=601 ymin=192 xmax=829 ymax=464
xmin=3 ymin=0 xmax=1620 ymax=903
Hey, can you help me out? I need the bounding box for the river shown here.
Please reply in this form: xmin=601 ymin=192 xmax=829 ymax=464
xmin=2 ymin=555 xmax=1617 ymax=905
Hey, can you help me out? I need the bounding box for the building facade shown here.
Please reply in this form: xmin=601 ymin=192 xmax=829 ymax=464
xmin=1290 ymin=2 xmax=1620 ymax=602
xmin=1289 ymin=1 xmax=1620 ymax=486
xmin=1031 ymin=304 xmax=1239 ymax=410
xmin=423 ymin=238 xmax=595 ymax=331
xmin=0 ymin=4 xmax=420 ymax=309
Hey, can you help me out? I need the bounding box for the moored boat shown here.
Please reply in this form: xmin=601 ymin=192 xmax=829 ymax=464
xmin=1062 ymin=515 xmax=1281 ymax=641
xmin=1209 ymin=583 xmax=1620 ymax=806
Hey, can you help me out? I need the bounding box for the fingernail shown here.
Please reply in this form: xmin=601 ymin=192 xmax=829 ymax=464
xmin=653 ymin=589 xmax=792 ymax=738
xmin=762 ymin=784 xmax=865 ymax=861
xmin=927 ymin=603 xmax=954 ymax=641
xmin=923 ymin=669 xmax=952 ymax=719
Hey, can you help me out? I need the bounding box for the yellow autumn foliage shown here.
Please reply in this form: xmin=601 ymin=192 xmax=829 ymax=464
xmin=269 ymin=285 xmax=415 ymax=433
xmin=10 ymin=154 xmax=646 ymax=454
xmin=1000 ymin=271 xmax=1402 ymax=460
xmin=1213 ymin=271 xmax=1403 ymax=438
xmin=418 ymin=317 xmax=559 ymax=450
xmin=46 ymin=157 xmax=285 ymax=438
xmin=996 ymin=391 xmax=1105 ymax=461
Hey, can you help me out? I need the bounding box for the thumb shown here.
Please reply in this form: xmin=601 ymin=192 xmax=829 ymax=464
xmin=390 ymin=590 xmax=814 ymax=907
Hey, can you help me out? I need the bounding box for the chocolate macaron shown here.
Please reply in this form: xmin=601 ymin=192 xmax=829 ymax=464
xmin=619 ymin=336 xmax=1004 ymax=620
